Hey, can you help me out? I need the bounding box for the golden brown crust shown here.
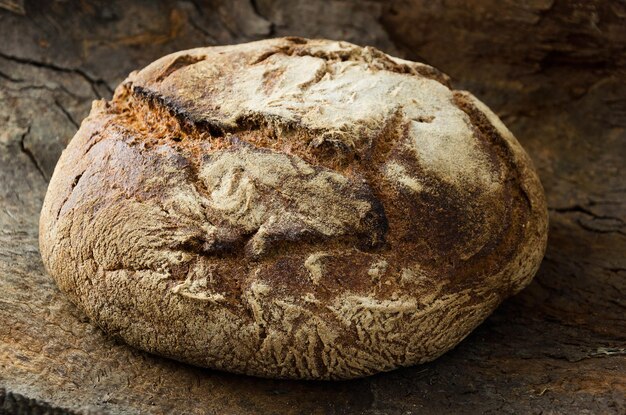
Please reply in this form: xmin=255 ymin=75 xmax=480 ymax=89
xmin=39 ymin=38 xmax=548 ymax=380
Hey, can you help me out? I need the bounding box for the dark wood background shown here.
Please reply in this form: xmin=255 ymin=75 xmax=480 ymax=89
xmin=0 ymin=1 xmax=624 ymax=414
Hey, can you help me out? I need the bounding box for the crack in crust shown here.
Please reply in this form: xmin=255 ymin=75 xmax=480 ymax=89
xmin=154 ymin=54 xmax=207 ymax=82
xmin=112 ymin=83 xmax=356 ymax=171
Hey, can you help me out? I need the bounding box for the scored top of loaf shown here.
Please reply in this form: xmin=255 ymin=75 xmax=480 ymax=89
xmin=129 ymin=38 xmax=497 ymax=191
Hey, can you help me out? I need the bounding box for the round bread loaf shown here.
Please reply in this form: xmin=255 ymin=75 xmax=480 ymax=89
xmin=39 ymin=38 xmax=548 ymax=380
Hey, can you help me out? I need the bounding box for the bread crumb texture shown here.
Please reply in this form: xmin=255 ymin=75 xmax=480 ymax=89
xmin=39 ymin=38 xmax=548 ymax=380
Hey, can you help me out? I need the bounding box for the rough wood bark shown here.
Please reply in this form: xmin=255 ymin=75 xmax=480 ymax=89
xmin=0 ymin=0 xmax=624 ymax=414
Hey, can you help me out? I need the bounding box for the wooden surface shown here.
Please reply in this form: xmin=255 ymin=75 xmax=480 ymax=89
xmin=0 ymin=1 xmax=624 ymax=414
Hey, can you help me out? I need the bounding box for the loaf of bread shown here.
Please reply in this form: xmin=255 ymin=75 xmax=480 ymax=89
xmin=39 ymin=38 xmax=548 ymax=380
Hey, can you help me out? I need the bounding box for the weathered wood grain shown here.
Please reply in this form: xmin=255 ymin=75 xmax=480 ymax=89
xmin=0 ymin=0 xmax=624 ymax=413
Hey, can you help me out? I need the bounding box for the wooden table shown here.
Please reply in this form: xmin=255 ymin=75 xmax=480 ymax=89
xmin=1 ymin=1 xmax=624 ymax=413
